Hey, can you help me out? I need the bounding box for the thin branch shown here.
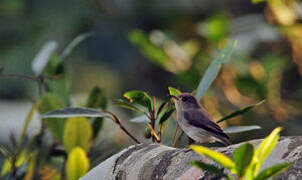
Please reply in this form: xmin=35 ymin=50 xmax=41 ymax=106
xmin=104 ymin=110 xmax=140 ymax=144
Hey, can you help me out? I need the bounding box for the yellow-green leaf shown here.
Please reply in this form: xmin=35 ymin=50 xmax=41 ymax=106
xmin=190 ymin=145 xmax=235 ymax=170
xmin=168 ymin=87 xmax=181 ymax=96
xmin=1 ymin=150 xmax=27 ymax=177
xmin=63 ymin=117 xmax=93 ymax=153
xmin=38 ymin=93 xmax=66 ymax=141
xmin=66 ymin=147 xmax=89 ymax=180
xmin=123 ymin=90 xmax=152 ymax=110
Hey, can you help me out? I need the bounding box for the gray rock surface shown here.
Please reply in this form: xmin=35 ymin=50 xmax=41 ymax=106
xmin=81 ymin=136 xmax=302 ymax=180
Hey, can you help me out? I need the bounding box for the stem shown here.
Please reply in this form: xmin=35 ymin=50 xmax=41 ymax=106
xmin=105 ymin=111 xmax=140 ymax=144
xmin=150 ymin=96 xmax=156 ymax=142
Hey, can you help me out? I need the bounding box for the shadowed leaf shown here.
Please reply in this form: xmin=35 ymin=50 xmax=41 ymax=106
xmin=190 ymin=161 xmax=226 ymax=177
xmin=113 ymin=99 xmax=146 ymax=114
xmin=196 ymin=40 xmax=236 ymax=100
xmin=217 ymin=100 xmax=265 ymax=123
xmin=42 ymin=107 xmax=110 ymax=119
xmin=223 ymin=125 xmax=261 ymax=134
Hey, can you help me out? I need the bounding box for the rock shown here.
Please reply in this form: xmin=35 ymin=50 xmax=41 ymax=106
xmin=81 ymin=136 xmax=302 ymax=180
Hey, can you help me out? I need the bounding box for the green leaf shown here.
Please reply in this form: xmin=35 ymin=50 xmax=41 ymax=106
xmin=223 ymin=125 xmax=261 ymax=134
xmin=190 ymin=145 xmax=235 ymax=170
xmin=255 ymin=163 xmax=292 ymax=180
xmin=252 ymin=127 xmax=282 ymax=176
xmin=216 ymin=100 xmax=265 ymax=123
xmin=1 ymin=150 xmax=27 ymax=177
xmin=38 ymin=93 xmax=65 ymax=141
xmin=86 ymin=86 xmax=108 ymax=138
xmin=196 ymin=40 xmax=236 ymax=100
xmin=63 ymin=117 xmax=93 ymax=153
xmin=113 ymin=99 xmax=146 ymax=114
xmin=233 ymin=143 xmax=254 ymax=177
xmin=252 ymin=0 xmax=266 ymax=4
xmin=42 ymin=107 xmax=110 ymax=119
xmin=189 ymin=161 xmax=226 ymax=176
xmin=123 ymin=90 xmax=152 ymax=110
xmin=45 ymin=54 xmax=70 ymax=104
xmin=168 ymin=87 xmax=181 ymax=96
xmin=66 ymin=147 xmax=89 ymax=180
xmin=156 ymin=101 xmax=169 ymax=118
xmin=61 ymin=32 xmax=94 ymax=59
xmin=158 ymin=107 xmax=175 ymax=135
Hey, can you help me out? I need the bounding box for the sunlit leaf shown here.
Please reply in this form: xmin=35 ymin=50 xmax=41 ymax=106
xmin=253 ymin=127 xmax=282 ymax=176
xmin=38 ymin=93 xmax=66 ymax=141
xmin=196 ymin=40 xmax=236 ymax=100
xmin=63 ymin=117 xmax=93 ymax=153
xmin=1 ymin=150 xmax=27 ymax=177
xmin=42 ymin=107 xmax=110 ymax=119
xmin=216 ymin=100 xmax=265 ymax=123
xmin=233 ymin=143 xmax=254 ymax=177
xmin=66 ymin=147 xmax=89 ymax=180
xmin=190 ymin=145 xmax=235 ymax=170
xmin=32 ymin=41 xmax=58 ymax=75
xmin=255 ymin=163 xmax=292 ymax=180
xmin=113 ymin=99 xmax=146 ymax=114
xmin=123 ymin=90 xmax=152 ymax=110
xmin=223 ymin=126 xmax=261 ymax=134
xmin=168 ymin=87 xmax=181 ymax=96
xmin=86 ymin=86 xmax=108 ymax=138
xmin=129 ymin=115 xmax=150 ymax=123
xmin=61 ymin=32 xmax=94 ymax=59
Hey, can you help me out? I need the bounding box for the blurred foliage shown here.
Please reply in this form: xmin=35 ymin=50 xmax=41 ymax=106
xmin=1 ymin=0 xmax=302 ymax=178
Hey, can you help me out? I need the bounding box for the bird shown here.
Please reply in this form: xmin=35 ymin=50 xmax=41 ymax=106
xmin=170 ymin=93 xmax=231 ymax=146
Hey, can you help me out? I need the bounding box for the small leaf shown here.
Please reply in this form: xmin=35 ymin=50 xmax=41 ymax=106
xmin=38 ymin=93 xmax=66 ymax=141
xmin=223 ymin=125 xmax=261 ymax=134
xmin=168 ymin=87 xmax=181 ymax=96
xmin=113 ymin=99 xmax=146 ymax=114
xmin=1 ymin=150 xmax=27 ymax=177
xmin=216 ymin=100 xmax=265 ymax=123
xmin=61 ymin=32 xmax=94 ymax=59
xmin=196 ymin=40 xmax=237 ymax=100
xmin=156 ymin=101 xmax=169 ymax=118
xmin=233 ymin=143 xmax=254 ymax=177
xmin=190 ymin=145 xmax=235 ymax=170
xmin=63 ymin=117 xmax=93 ymax=153
xmin=66 ymin=147 xmax=89 ymax=180
xmin=158 ymin=107 xmax=175 ymax=135
xmin=189 ymin=161 xmax=226 ymax=177
xmin=86 ymin=86 xmax=108 ymax=138
xmin=32 ymin=41 xmax=58 ymax=75
xmin=144 ymin=126 xmax=152 ymax=139
xmin=129 ymin=115 xmax=150 ymax=123
xmin=42 ymin=107 xmax=110 ymax=119
xmin=255 ymin=163 xmax=292 ymax=180
xmin=123 ymin=90 xmax=152 ymax=110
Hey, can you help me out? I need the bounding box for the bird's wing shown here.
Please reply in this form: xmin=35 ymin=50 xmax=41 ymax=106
xmin=183 ymin=109 xmax=229 ymax=139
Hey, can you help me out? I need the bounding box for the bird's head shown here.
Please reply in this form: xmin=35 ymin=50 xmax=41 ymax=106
xmin=170 ymin=93 xmax=200 ymax=109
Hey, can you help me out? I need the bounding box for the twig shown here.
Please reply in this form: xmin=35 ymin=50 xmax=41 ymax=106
xmin=105 ymin=111 xmax=140 ymax=144
xmin=150 ymin=96 xmax=157 ymax=142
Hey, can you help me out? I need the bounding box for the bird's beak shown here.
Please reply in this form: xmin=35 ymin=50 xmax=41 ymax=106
xmin=169 ymin=95 xmax=179 ymax=101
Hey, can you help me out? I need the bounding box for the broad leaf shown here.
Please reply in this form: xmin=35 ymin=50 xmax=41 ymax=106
xmin=61 ymin=32 xmax=94 ymax=59
xmin=66 ymin=147 xmax=89 ymax=180
xmin=168 ymin=87 xmax=181 ymax=96
xmin=129 ymin=115 xmax=150 ymax=123
xmin=190 ymin=161 xmax=226 ymax=176
xmin=38 ymin=93 xmax=65 ymax=141
xmin=216 ymin=100 xmax=265 ymax=123
xmin=86 ymin=86 xmax=108 ymax=138
xmin=223 ymin=125 xmax=261 ymax=134
xmin=233 ymin=143 xmax=254 ymax=177
xmin=63 ymin=117 xmax=93 ymax=153
xmin=196 ymin=40 xmax=236 ymax=100
xmin=113 ymin=99 xmax=146 ymax=114
xmin=255 ymin=163 xmax=292 ymax=180
xmin=32 ymin=41 xmax=58 ymax=75
xmin=123 ymin=90 xmax=152 ymax=110
xmin=190 ymin=145 xmax=235 ymax=170
xmin=42 ymin=107 xmax=110 ymax=119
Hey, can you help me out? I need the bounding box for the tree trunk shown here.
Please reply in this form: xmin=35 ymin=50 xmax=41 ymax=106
xmin=81 ymin=136 xmax=302 ymax=180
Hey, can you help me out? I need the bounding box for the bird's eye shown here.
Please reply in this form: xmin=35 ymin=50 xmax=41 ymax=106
xmin=182 ymin=97 xmax=188 ymax=102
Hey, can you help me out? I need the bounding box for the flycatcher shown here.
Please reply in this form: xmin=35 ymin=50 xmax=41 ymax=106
xmin=171 ymin=93 xmax=231 ymax=146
